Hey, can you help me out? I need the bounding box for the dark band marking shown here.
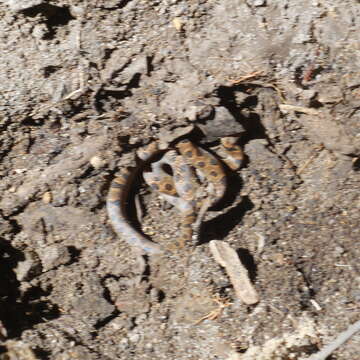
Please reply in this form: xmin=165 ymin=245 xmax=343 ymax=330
xmin=151 ymin=183 xmax=160 ymax=190
xmin=111 ymin=182 xmax=126 ymax=189
xmin=108 ymin=199 xmax=121 ymax=206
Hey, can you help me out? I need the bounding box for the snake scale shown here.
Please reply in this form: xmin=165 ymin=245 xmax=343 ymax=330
xmin=107 ymin=137 xmax=244 ymax=254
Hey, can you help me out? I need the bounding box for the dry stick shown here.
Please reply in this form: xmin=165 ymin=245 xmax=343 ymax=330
xmin=307 ymin=319 xmax=360 ymax=360
xmin=227 ymin=70 xmax=265 ymax=84
xmin=297 ymin=145 xmax=324 ymax=175
xmin=279 ymin=104 xmax=320 ymax=115
xmin=209 ymin=240 xmax=259 ymax=305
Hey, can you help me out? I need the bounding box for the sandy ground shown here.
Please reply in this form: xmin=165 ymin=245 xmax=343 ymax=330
xmin=0 ymin=0 xmax=359 ymax=359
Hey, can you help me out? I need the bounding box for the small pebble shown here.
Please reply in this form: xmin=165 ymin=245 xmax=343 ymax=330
xmin=90 ymin=155 xmax=106 ymax=169
xmin=254 ymin=0 xmax=266 ymax=6
xmin=334 ymin=246 xmax=345 ymax=256
xmin=42 ymin=191 xmax=52 ymax=204
xmin=173 ymin=17 xmax=183 ymax=31
xmin=247 ymin=0 xmax=266 ymax=6
xmin=70 ymin=4 xmax=85 ymax=17
xmin=128 ymin=332 xmax=140 ymax=343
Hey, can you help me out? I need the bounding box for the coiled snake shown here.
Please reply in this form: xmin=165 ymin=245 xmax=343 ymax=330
xmin=107 ymin=137 xmax=243 ymax=255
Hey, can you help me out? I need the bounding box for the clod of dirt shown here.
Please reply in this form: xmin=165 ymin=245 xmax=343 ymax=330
xmin=101 ymin=49 xmax=146 ymax=85
xmin=158 ymin=124 xmax=195 ymax=149
xmin=197 ymin=106 xmax=245 ymax=141
xmin=37 ymin=244 xmax=71 ymax=272
xmin=70 ymin=277 xmax=115 ymax=326
xmin=115 ymin=282 xmax=151 ymax=317
xmin=14 ymin=252 xmax=41 ymax=282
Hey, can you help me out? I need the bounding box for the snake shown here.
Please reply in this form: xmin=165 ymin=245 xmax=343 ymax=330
xmin=107 ymin=137 xmax=244 ymax=255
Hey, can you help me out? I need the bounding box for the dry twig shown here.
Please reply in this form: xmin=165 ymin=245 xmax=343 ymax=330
xmin=307 ymin=319 xmax=360 ymax=360
xmin=195 ymin=294 xmax=233 ymax=324
xmin=209 ymin=240 xmax=259 ymax=305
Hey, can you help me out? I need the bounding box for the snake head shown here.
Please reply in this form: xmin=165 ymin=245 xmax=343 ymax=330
xmin=176 ymin=139 xmax=196 ymax=158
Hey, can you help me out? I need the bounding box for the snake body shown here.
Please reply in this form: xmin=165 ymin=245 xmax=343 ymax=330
xmin=106 ymin=143 xmax=164 ymax=255
xmin=107 ymin=137 xmax=243 ymax=254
